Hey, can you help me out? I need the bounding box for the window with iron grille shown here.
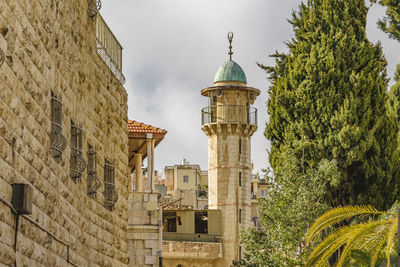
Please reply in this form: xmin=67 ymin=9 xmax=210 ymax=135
xmin=87 ymin=144 xmax=101 ymax=198
xmin=104 ymin=159 xmax=118 ymax=211
xmin=70 ymin=121 xmax=86 ymax=182
xmin=50 ymin=91 xmax=66 ymax=162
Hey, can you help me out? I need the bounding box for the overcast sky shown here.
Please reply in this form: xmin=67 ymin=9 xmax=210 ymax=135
xmin=100 ymin=0 xmax=399 ymax=176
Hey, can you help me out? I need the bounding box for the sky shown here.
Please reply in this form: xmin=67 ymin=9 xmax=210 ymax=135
xmin=100 ymin=0 xmax=399 ymax=176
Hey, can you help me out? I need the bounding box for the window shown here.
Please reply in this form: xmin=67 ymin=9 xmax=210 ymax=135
xmin=104 ymin=159 xmax=118 ymax=211
xmin=239 ymin=172 xmax=242 ymax=186
xmin=183 ymin=175 xmax=189 ymax=183
xmin=50 ymin=91 xmax=66 ymax=162
xmin=195 ymin=211 xmax=208 ymax=234
xmin=239 ymin=209 xmax=242 ymax=223
xmin=163 ymin=212 xmax=177 ymax=232
xmin=87 ymin=144 xmax=101 ymax=198
xmin=70 ymin=121 xmax=86 ymax=182
xmin=239 ymin=139 xmax=242 ymax=154
xmin=261 ymin=190 xmax=267 ymax=197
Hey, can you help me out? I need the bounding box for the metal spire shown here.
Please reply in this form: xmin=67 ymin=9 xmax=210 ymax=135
xmin=227 ymin=32 xmax=233 ymax=61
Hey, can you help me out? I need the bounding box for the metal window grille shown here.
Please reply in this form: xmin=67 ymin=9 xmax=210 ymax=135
xmin=70 ymin=121 xmax=86 ymax=182
xmin=104 ymin=159 xmax=118 ymax=211
xmin=87 ymin=0 xmax=101 ymax=18
xmin=87 ymin=144 xmax=101 ymax=198
xmin=50 ymin=92 xmax=66 ymax=162
xmin=0 ymin=48 xmax=5 ymax=68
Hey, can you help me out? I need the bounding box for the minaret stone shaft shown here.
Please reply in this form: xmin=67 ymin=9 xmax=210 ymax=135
xmin=201 ymin=35 xmax=260 ymax=266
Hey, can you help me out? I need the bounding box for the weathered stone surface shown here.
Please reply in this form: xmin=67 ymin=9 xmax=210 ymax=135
xmin=0 ymin=0 xmax=129 ymax=266
xmin=128 ymin=192 xmax=160 ymax=266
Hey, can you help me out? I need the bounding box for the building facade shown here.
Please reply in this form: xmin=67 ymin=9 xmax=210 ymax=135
xmin=162 ymin=160 xmax=208 ymax=210
xmin=127 ymin=120 xmax=167 ymax=267
xmin=0 ymin=1 xmax=130 ymax=266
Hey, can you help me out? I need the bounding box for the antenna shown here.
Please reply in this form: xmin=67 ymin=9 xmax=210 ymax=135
xmin=227 ymin=32 xmax=233 ymax=61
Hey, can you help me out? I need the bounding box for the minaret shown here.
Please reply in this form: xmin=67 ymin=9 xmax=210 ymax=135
xmin=201 ymin=32 xmax=260 ymax=266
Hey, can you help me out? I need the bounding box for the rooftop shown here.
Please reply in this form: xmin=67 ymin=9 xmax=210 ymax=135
xmin=128 ymin=120 xmax=167 ymax=134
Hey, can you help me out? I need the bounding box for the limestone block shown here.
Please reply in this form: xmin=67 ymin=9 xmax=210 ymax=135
xmin=144 ymin=255 xmax=156 ymax=265
xmin=144 ymin=239 xmax=157 ymax=249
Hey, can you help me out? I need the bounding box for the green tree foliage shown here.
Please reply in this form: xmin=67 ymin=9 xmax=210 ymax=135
xmin=264 ymin=0 xmax=399 ymax=210
xmin=238 ymin=152 xmax=335 ymax=266
xmin=240 ymin=0 xmax=400 ymax=265
xmin=371 ymin=0 xmax=400 ymax=41
xmin=306 ymin=203 xmax=400 ymax=266
xmin=372 ymin=0 xmax=400 ymax=139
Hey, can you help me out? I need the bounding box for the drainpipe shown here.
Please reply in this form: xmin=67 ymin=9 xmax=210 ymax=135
xmin=158 ymin=204 xmax=163 ymax=267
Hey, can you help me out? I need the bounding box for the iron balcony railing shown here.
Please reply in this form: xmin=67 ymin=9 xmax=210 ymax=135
xmin=163 ymin=232 xmax=222 ymax=243
xmin=201 ymin=105 xmax=257 ymax=126
xmin=96 ymin=14 xmax=125 ymax=85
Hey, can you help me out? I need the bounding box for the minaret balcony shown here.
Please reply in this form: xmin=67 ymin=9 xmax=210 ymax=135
xmin=201 ymin=105 xmax=257 ymax=126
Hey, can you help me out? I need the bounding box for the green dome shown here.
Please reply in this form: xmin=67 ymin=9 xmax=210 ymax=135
xmin=214 ymin=60 xmax=247 ymax=83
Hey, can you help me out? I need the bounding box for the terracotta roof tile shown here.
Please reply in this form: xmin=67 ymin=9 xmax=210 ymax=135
xmin=128 ymin=120 xmax=167 ymax=134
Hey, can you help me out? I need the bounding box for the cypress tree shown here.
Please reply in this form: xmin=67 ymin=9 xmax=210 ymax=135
xmin=371 ymin=0 xmax=400 ymax=42
xmin=264 ymin=0 xmax=399 ymax=210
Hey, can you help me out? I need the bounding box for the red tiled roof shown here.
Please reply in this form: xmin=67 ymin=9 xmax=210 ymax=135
xmin=128 ymin=120 xmax=167 ymax=134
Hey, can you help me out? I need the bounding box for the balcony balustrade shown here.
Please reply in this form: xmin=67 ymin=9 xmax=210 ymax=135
xmin=163 ymin=232 xmax=222 ymax=243
xmin=96 ymin=14 xmax=125 ymax=85
xmin=201 ymin=105 xmax=257 ymax=126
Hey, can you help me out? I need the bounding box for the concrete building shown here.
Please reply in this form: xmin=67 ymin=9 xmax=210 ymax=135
xmin=162 ymin=209 xmax=223 ymax=267
xmin=0 ymin=1 xmax=130 ymax=266
xmin=250 ymin=174 xmax=269 ymax=229
xmin=162 ymin=160 xmax=208 ymax=210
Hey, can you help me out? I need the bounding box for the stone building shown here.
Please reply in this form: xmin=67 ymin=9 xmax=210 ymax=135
xmin=200 ymin=34 xmax=260 ymax=266
xmin=127 ymin=120 xmax=167 ymax=267
xmin=0 ymin=1 xmax=130 ymax=266
xmin=161 ymin=34 xmax=260 ymax=267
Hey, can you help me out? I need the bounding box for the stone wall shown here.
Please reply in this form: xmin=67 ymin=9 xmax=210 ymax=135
xmin=162 ymin=241 xmax=222 ymax=267
xmin=0 ymin=0 xmax=129 ymax=266
xmin=128 ymin=192 xmax=160 ymax=267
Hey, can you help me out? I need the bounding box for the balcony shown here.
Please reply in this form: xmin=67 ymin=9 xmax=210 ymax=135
xmin=201 ymin=105 xmax=257 ymax=126
xmin=163 ymin=232 xmax=222 ymax=243
xmin=96 ymin=14 xmax=125 ymax=85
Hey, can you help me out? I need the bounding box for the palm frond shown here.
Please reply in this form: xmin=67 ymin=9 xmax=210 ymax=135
xmin=384 ymin=218 xmax=397 ymax=267
xmin=336 ymin=220 xmax=388 ymax=267
xmin=306 ymin=205 xmax=382 ymax=243
xmin=349 ymin=249 xmax=372 ymax=266
xmin=306 ymin=226 xmax=356 ymax=266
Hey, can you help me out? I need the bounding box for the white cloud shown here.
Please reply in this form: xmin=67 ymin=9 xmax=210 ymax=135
xmin=101 ymin=0 xmax=400 ymax=174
